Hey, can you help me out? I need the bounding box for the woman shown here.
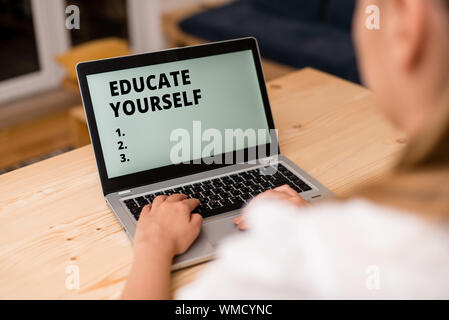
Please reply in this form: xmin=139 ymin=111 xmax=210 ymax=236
xmin=122 ymin=0 xmax=449 ymax=299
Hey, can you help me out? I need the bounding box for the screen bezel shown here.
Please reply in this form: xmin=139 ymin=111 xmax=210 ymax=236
xmin=77 ymin=38 xmax=279 ymax=195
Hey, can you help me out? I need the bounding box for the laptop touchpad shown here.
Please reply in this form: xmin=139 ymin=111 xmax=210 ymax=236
xmin=203 ymin=215 xmax=240 ymax=246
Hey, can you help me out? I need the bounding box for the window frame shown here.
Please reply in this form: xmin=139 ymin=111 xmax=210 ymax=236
xmin=0 ymin=0 xmax=70 ymax=105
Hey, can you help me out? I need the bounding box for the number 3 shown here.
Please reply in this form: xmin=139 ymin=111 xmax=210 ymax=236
xmin=120 ymin=154 xmax=127 ymax=162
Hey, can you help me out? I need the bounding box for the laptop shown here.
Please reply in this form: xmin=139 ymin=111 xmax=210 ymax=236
xmin=77 ymin=38 xmax=333 ymax=270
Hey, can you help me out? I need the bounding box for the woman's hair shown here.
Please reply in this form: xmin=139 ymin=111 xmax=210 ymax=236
xmin=349 ymin=0 xmax=449 ymax=218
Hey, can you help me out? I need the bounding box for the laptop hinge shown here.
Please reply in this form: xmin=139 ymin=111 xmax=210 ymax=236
xmin=118 ymin=189 xmax=132 ymax=195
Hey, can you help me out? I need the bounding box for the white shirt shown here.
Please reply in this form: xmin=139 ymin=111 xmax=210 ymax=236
xmin=176 ymin=199 xmax=449 ymax=299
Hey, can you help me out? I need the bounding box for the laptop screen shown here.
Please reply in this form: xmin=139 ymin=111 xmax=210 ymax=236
xmin=86 ymin=49 xmax=272 ymax=179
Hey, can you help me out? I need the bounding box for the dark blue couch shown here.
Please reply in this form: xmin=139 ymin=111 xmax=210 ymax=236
xmin=179 ymin=0 xmax=359 ymax=83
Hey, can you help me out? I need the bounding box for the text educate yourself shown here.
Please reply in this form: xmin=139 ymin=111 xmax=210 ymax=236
xmin=108 ymin=69 xmax=202 ymax=118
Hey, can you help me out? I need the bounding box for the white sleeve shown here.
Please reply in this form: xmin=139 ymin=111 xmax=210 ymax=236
xmin=175 ymin=198 xmax=448 ymax=299
xmin=175 ymin=198 xmax=326 ymax=300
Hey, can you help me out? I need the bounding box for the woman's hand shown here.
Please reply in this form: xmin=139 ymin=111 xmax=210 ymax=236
xmin=232 ymin=185 xmax=309 ymax=231
xmin=134 ymin=194 xmax=203 ymax=258
xmin=121 ymin=194 xmax=203 ymax=300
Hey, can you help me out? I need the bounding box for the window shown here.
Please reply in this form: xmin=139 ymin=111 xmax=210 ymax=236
xmin=0 ymin=0 xmax=69 ymax=104
xmin=0 ymin=0 xmax=40 ymax=81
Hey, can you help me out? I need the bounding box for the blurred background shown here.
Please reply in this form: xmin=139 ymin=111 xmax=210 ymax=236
xmin=0 ymin=0 xmax=358 ymax=174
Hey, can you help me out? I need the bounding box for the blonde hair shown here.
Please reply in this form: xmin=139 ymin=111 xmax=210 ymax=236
xmin=348 ymin=0 xmax=449 ymax=218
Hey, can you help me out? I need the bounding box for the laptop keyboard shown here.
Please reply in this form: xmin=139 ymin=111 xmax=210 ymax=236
xmin=123 ymin=164 xmax=313 ymax=221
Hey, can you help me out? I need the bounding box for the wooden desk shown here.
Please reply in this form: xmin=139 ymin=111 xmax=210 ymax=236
xmin=0 ymin=68 xmax=405 ymax=299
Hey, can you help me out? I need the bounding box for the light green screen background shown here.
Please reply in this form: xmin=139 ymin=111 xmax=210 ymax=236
xmin=87 ymin=50 xmax=270 ymax=179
